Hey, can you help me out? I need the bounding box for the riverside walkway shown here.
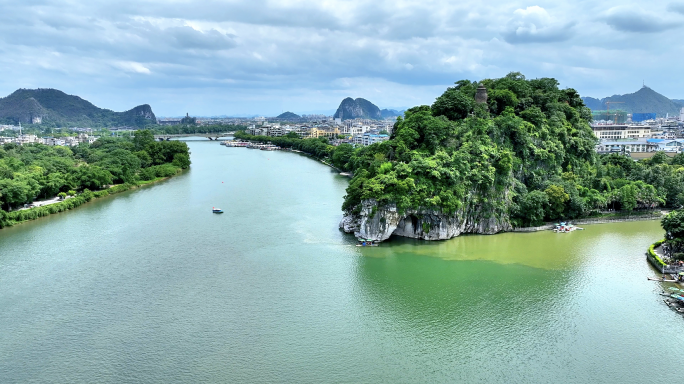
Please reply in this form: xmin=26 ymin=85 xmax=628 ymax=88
xmin=648 ymin=245 xmax=684 ymax=275
xmin=17 ymin=196 xmax=72 ymax=211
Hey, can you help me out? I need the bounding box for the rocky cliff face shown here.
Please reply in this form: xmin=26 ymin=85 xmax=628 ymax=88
xmin=122 ymin=104 xmax=157 ymax=125
xmin=335 ymin=97 xmax=382 ymax=120
xmin=340 ymin=198 xmax=512 ymax=242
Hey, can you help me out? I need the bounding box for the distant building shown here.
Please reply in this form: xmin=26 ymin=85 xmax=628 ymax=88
xmin=16 ymin=134 xmax=38 ymax=145
xmin=591 ymin=124 xmax=651 ymax=140
xmin=351 ymin=130 xmax=389 ymax=146
xmin=44 ymin=137 xmax=66 ymax=146
xmin=362 ymin=132 xmax=389 ymax=146
xmin=311 ymin=127 xmax=340 ymax=139
xmin=596 ymin=139 xmax=658 ymax=154
xmin=646 ymin=139 xmax=684 ymax=152
xmin=267 ymin=125 xmax=285 ymax=137
xmin=158 ymin=119 xmax=181 ymax=126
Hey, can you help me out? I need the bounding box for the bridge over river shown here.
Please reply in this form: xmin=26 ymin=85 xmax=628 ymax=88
xmin=154 ymin=132 xmax=235 ymax=141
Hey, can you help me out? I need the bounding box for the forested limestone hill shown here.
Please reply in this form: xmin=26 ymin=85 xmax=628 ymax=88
xmin=335 ymin=98 xmax=382 ymax=120
xmin=582 ymin=86 xmax=683 ymax=117
xmin=0 ymin=89 xmax=157 ymax=127
xmin=380 ymin=109 xmax=403 ymax=118
xmin=276 ymin=112 xmax=301 ymax=119
xmin=338 ymin=73 xmax=684 ymax=242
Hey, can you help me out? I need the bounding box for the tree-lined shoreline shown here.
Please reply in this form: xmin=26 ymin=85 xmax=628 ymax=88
xmin=0 ymin=130 xmax=190 ymax=228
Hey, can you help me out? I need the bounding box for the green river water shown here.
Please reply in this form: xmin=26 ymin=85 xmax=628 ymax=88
xmin=0 ymin=140 xmax=681 ymax=383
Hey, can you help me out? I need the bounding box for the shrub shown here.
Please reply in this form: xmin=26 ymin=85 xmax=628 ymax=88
xmin=138 ymin=167 xmax=157 ymax=181
xmin=648 ymin=240 xmax=667 ymax=266
xmin=153 ymin=164 xmax=180 ymax=178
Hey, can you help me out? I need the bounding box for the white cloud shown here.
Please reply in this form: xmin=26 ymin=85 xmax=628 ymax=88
xmin=502 ymin=6 xmax=575 ymax=44
xmin=0 ymin=0 xmax=682 ymax=116
xmin=114 ymin=61 xmax=151 ymax=74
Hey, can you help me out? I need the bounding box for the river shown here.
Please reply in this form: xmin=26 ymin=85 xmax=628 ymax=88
xmin=0 ymin=141 xmax=681 ymax=383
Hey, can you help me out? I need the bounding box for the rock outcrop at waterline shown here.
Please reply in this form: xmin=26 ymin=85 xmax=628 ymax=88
xmin=340 ymin=199 xmax=512 ymax=242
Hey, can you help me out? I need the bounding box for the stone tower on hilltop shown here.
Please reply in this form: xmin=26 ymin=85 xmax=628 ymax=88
xmin=475 ymin=83 xmax=488 ymax=104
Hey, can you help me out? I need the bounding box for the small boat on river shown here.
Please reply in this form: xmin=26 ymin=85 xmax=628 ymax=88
xmin=212 ymin=207 xmax=224 ymax=213
xmin=553 ymin=222 xmax=583 ymax=233
xmin=356 ymin=239 xmax=379 ymax=247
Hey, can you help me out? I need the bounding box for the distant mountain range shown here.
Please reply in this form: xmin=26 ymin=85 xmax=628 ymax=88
xmin=333 ymin=98 xmax=402 ymax=120
xmin=582 ymin=86 xmax=684 ymax=118
xmin=0 ymin=89 xmax=157 ymax=127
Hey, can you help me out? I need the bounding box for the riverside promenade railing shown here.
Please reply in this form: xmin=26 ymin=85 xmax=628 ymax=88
xmin=646 ymin=252 xmax=683 ymax=274
xmin=512 ymin=212 xmax=664 ymax=233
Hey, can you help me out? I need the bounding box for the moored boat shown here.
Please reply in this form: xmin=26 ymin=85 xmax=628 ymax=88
xmin=356 ymin=239 xmax=379 ymax=247
xmin=553 ymin=222 xmax=583 ymax=233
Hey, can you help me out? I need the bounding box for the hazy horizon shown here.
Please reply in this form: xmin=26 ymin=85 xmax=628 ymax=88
xmin=1 ymin=0 xmax=683 ymax=116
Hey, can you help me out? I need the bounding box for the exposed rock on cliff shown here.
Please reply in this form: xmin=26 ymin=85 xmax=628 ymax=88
xmin=334 ymin=97 xmax=382 ymax=120
xmin=340 ymin=198 xmax=512 ymax=241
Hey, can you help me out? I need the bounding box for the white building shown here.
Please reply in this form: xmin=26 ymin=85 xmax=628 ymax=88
xmin=16 ymin=135 xmax=39 ymax=145
xmin=647 ymin=139 xmax=684 ymax=152
xmin=44 ymin=138 xmax=66 ymax=146
xmin=362 ymin=132 xmax=390 ymax=146
xmin=267 ymin=126 xmax=285 ymax=137
xmin=596 ymin=140 xmax=658 ymax=154
xmin=591 ymin=124 xmax=652 ymax=140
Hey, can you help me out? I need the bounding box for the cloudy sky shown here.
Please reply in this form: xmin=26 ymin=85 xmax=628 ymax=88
xmin=1 ymin=0 xmax=683 ymax=116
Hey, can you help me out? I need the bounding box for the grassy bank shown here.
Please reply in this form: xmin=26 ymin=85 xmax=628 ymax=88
xmin=0 ymin=172 xmax=181 ymax=229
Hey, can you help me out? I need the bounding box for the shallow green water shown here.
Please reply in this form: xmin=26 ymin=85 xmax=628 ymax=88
xmin=0 ymin=141 xmax=680 ymax=383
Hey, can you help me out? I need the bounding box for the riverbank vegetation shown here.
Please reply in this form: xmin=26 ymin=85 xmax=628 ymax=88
xmin=234 ymin=131 xmax=337 ymax=162
xmin=662 ymin=210 xmax=684 ymax=260
xmin=238 ymin=73 xmax=684 ymax=227
xmin=0 ymin=130 xmax=190 ymax=227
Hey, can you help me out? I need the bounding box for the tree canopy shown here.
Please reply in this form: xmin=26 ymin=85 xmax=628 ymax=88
xmin=0 ymin=130 xmax=190 ymax=213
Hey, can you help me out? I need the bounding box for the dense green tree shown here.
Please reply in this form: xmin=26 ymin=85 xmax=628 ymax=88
xmin=332 ymin=144 xmax=354 ymax=171
xmin=0 ymin=179 xmax=32 ymax=210
xmin=545 ymin=185 xmax=570 ymax=219
xmin=662 ymin=209 xmax=684 ymax=254
xmin=172 ymin=153 xmax=191 ymax=169
xmin=0 ymin=136 xmax=190 ymax=211
xmin=134 ymin=130 xmax=155 ymax=151
xmin=432 ymin=88 xmax=474 ymax=121
xmin=519 ymin=190 xmax=549 ymax=226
